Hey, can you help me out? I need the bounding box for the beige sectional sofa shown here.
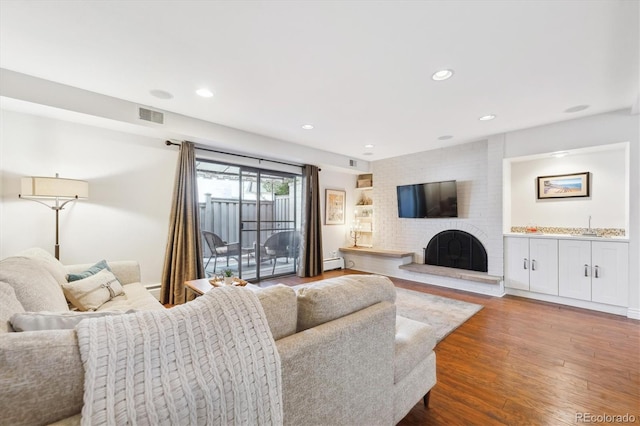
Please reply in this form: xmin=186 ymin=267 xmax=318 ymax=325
xmin=0 ymin=249 xmax=436 ymax=425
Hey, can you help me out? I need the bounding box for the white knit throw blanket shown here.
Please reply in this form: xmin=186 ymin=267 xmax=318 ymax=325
xmin=76 ymin=286 xmax=283 ymax=426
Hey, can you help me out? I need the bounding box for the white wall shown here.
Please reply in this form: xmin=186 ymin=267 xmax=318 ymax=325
xmin=320 ymin=170 xmax=354 ymax=258
xmin=510 ymin=146 xmax=627 ymax=230
xmin=0 ymin=109 xmax=176 ymax=284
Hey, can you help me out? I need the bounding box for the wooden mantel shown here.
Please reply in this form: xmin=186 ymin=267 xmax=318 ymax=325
xmin=339 ymin=247 xmax=414 ymax=258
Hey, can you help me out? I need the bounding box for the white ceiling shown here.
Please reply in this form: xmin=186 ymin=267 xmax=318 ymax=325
xmin=1 ymin=0 xmax=638 ymax=161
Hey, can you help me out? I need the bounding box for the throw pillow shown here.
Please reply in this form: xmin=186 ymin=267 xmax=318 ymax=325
xmin=62 ymin=269 xmax=124 ymax=311
xmin=66 ymin=259 xmax=111 ymax=282
xmin=10 ymin=310 xmax=134 ymax=332
xmin=18 ymin=247 xmax=69 ymax=286
xmin=0 ymin=256 xmax=70 ymax=313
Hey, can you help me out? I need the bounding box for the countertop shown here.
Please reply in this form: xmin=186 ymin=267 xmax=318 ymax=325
xmin=503 ymin=232 xmax=629 ymax=242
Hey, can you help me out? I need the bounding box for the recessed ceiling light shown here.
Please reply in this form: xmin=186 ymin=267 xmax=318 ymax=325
xmin=149 ymin=89 xmax=173 ymax=99
xmin=432 ymin=69 xmax=454 ymax=81
xmin=551 ymin=151 xmax=569 ymax=158
xmin=479 ymin=114 xmax=496 ymax=121
xmin=196 ymin=88 xmax=214 ymax=98
xmin=364 ymin=144 xmax=374 ymax=148
xmin=301 ymin=124 xmax=314 ymax=130
xmin=438 ymin=135 xmax=453 ymax=140
xmin=564 ymin=105 xmax=589 ymax=113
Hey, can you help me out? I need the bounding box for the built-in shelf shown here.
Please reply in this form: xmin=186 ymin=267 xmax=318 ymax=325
xmin=353 ymin=174 xmax=374 ymax=248
xmin=339 ymin=247 xmax=413 ymax=258
xmin=356 ymin=173 xmax=373 ymax=189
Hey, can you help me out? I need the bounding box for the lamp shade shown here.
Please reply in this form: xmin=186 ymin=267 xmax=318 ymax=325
xmin=21 ymin=176 xmax=89 ymax=199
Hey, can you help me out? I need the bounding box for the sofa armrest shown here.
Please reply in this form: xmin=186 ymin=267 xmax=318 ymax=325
xmin=66 ymin=261 xmax=141 ymax=285
xmin=0 ymin=330 xmax=83 ymax=426
xmin=276 ymin=301 xmax=396 ymax=426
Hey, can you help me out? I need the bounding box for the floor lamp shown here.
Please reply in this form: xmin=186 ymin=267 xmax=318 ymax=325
xmin=19 ymin=174 xmax=89 ymax=260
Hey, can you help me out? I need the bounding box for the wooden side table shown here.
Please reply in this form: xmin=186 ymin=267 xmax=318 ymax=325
xmin=184 ymin=278 xmax=259 ymax=301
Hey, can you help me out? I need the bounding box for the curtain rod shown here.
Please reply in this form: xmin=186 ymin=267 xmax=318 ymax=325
xmin=165 ymin=140 xmax=305 ymax=168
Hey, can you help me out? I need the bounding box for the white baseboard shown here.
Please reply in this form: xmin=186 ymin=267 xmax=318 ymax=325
xmin=505 ymin=288 xmax=629 ymax=317
xmin=627 ymin=307 xmax=640 ymax=320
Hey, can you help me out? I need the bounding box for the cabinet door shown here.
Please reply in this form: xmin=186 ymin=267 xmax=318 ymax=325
xmin=591 ymin=241 xmax=629 ymax=306
xmin=504 ymin=237 xmax=530 ymax=290
xmin=529 ymin=238 xmax=559 ymax=295
xmin=558 ymin=240 xmax=591 ymax=301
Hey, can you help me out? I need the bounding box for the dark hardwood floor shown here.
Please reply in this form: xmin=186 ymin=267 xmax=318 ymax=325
xmin=261 ymin=269 xmax=640 ymax=426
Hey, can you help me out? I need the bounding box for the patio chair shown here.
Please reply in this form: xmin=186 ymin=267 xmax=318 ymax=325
xmin=263 ymin=230 xmax=301 ymax=274
xmin=202 ymin=231 xmax=241 ymax=273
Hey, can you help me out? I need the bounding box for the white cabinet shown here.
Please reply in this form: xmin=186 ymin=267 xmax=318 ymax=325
xmin=591 ymin=241 xmax=628 ymax=306
xmin=503 ymin=235 xmax=633 ymax=311
xmin=505 ymin=237 xmax=558 ymax=295
xmin=558 ymin=239 xmax=591 ymax=300
xmin=558 ymin=240 xmax=629 ymax=306
xmin=504 ymin=237 xmax=530 ymax=290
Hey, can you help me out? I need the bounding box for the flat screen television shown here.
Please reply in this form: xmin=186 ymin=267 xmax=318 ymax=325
xmin=397 ymin=180 xmax=458 ymax=218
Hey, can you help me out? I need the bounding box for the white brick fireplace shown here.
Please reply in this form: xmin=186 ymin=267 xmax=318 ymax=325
xmin=344 ymin=138 xmax=505 ymax=296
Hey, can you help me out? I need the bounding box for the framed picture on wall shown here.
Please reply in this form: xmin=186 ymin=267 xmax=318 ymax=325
xmin=325 ymin=189 xmax=346 ymax=225
xmin=537 ymin=172 xmax=590 ymax=199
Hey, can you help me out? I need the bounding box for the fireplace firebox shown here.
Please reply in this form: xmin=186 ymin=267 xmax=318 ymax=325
xmin=423 ymin=230 xmax=488 ymax=272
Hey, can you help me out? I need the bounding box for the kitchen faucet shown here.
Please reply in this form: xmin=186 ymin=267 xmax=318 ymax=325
xmin=584 ymin=215 xmax=597 ymax=236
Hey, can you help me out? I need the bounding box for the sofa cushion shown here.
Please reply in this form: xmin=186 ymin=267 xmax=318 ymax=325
xmin=61 ymin=269 xmax=124 ymax=311
xmin=0 ymin=256 xmax=69 ymax=312
xmin=256 ymin=284 xmax=297 ymax=340
xmin=296 ymin=274 xmax=396 ymax=331
xmin=0 ymin=281 xmax=25 ymax=333
xmin=10 ymin=310 xmax=134 ymax=332
xmin=66 ymin=259 xmax=110 ymax=282
xmin=97 ymin=282 xmax=165 ymax=312
xmin=18 ymin=247 xmax=69 ymax=286
xmin=394 ymin=315 xmax=436 ymax=383
xmin=0 ymin=330 xmax=84 ymax=426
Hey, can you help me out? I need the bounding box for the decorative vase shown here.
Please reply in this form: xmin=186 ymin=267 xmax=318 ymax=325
xmin=224 ymin=276 xmax=234 ymax=285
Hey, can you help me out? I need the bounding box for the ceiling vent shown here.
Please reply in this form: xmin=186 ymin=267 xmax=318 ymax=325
xmin=349 ymin=159 xmax=358 ymax=167
xmin=138 ymin=107 xmax=164 ymax=124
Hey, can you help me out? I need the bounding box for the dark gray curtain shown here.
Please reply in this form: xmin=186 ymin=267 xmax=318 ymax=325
xmin=299 ymin=164 xmax=323 ymax=277
xmin=160 ymin=142 xmax=204 ymax=304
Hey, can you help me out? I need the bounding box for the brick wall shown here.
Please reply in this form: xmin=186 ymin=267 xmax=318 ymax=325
xmin=372 ymin=138 xmax=504 ymax=277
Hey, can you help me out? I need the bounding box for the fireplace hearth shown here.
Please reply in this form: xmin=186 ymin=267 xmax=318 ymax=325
xmin=424 ymin=230 xmax=488 ymax=272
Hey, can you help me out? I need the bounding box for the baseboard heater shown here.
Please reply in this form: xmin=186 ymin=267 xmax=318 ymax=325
xmin=144 ymin=283 xmax=161 ymax=301
xmin=323 ymin=257 xmax=344 ymax=271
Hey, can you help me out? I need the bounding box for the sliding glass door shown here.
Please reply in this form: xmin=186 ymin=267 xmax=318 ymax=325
xmin=197 ymin=160 xmax=301 ymax=281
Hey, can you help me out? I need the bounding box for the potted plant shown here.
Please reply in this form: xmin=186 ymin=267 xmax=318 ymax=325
xmin=222 ymin=268 xmax=234 ymax=285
